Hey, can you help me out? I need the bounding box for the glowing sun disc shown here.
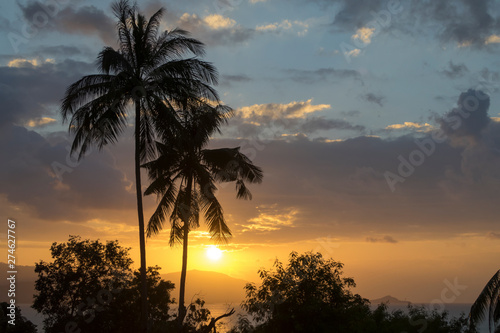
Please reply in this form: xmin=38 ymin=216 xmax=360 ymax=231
xmin=206 ymin=245 xmax=222 ymax=261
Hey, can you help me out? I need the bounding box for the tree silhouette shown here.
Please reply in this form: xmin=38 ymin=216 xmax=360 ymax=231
xmin=60 ymin=1 xmax=219 ymax=330
xmin=32 ymin=236 xmax=175 ymax=333
xmin=143 ymin=101 xmax=263 ymax=326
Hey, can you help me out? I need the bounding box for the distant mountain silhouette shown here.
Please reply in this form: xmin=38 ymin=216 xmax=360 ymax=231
xmin=370 ymin=295 xmax=411 ymax=305
xmin=163 ymin=270 xmax=247 ymax=304
xmin=0 ymin=263 xmax=247 ymax=305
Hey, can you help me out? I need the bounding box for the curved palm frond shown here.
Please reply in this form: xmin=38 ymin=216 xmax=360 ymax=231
xmin=146 ymin=179 xmax=177 ymax=237
xmin=470 ymin=269 xmax=500 ymax=332
xmin=203 ymin=147 xmax=264 ymax=184
xmin=200 ymin=190 xmax=231 ymax=244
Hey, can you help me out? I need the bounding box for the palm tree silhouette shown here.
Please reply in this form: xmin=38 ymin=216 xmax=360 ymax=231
xmin=470 ymin=269 xmax=500 ymax=332
xmin=60 ymin=1 xmax=219 ymax=331
xmin=143 ymin=101 xmax=263 ymax=326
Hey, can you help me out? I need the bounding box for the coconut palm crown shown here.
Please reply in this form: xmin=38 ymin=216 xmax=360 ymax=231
xmin=60 ymin=1 xmax=221 ymax=330
xmin=143 ymin=101 xmax=263 ymax=324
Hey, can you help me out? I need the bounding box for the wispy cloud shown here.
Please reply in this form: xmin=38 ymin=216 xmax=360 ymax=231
xmin=366 ymin=236 xmax=398 ymax=243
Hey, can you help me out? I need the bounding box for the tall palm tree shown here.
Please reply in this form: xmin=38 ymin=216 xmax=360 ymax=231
xmin=143 ymin=101 xmax=263 ymax=326
xmin=60 ymin=1 xmax=219 ymax=331
xmin=470 ymin=269 xmax=500 ymax=332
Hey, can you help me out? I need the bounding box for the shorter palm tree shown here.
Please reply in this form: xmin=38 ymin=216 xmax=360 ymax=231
xmin=143 ymin=101 xmax=263 ymax=325
xmin=470 ymin=269 xmax=500 ymax=332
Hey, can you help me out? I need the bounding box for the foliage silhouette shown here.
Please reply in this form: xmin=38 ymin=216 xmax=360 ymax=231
xmin=232 ymin=251 xmax=474 ymax=333
xmin=60 ymin=0 xmax=221 ymax=329
xmin=32 ymin=236 xmax=174 ymax=333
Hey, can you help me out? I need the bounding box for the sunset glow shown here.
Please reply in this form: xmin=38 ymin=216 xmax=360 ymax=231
xmin=2 ymin=2 xmax=500 ymax=329
xmin=206 ymin=245 xmax=223 ymax=262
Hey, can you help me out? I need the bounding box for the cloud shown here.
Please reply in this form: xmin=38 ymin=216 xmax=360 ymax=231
xmin=352 ymin=27 xmax=375 ymax=44
xmin=176 ymin=12 xmax=254 ymax=46
xmin=362 ymin=93 xmax=385 ymax=107
xmin=408 ymin=0 xmax=500 ymax=49
xmin=366 ymin=236 xmax=398 ymax=243
xmin=220 ymin=74 xmax=252 ymax=87
xmin=485 ymin=34 xmax=500 ymax=44
xmin=19 ymin=3 xmax=116 ymax=44
xmin=227 ymin=99 xmax=365 ymax=138
xmin=0 ymin=124 xmax=135 ymax=222
xmin=239 ymin=205 xmax=297 ymax=233
xmin=0 ymin=59 xmax=94 ymax=127
xmin=487 ymin=232 xmax=500 ymax=239
xmin=439 ymin=61 xmax=469 ymax=79
xmin=300 ymin=117 xmax=365 ymax=133
xmin=311 ymin=0 xmax=500 ymax=49
xmin=256 ymin=19 xmax=309 ymax=36
xmin=238 ymin=99 xmax=331 ymax=120
xmin=345 ymin=48 xmax=361 ymax=58
xmin=385 ymin=122 xmax=433 ymax=132
xmin=286 ymin=67 xmax=362 ymax=84
xmin=203 ymin=14 xmax=236 ymax=29
xmin=7 ymin=58 xmax=54 ymax=68
xmin=437 ymin=89 xmax=491 ymax=141
xmin=25 ymin=117 xmax=57 ymax=127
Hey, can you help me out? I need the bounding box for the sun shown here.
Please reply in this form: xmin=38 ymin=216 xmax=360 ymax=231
xmin=206 ymin=245 xmax=223 ymax=261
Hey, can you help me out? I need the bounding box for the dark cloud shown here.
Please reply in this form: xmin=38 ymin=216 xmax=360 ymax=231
xmin=307 ymin=0 xmax=500 ymax=49
xmin=487 ymin=232 xmax=500 ymax=239
xmin=299 ymin=117 xmax=365 ymax=133
xmin=411 ymin=0 xmax=499 ymax=48
xmin=439 ymin=61 xmax=469 ymax=79
xmin=19 ymin=2 xmax=115 ymax=44
xmin=220 ymin=74 xmax=252 ymax=87
xmin=437 ymin=89 xmax=491 ymax=141
xmin=340 ymin=110 xmax=361 ymax=117
xmin=0 ymin=124 xmax=134 ymax=221
xmin=56 ymin=6 xmax=115 ymax=44
xmin=286 ymin=67 xmax=362 ymax=84
xmin=366 ymin=236 xmax=398 ymax=243
xmin=0 ymin=59 xmax=93 ymax=127
xmin=38 ymin=45 xmax=88 ymax=57
xmin=361 ymin=93 xmax=385 ymax=107
xmin=215 ymin=89 xmax=500 ymax=243
xmin=173 ymin=12 xmax=254 ymax=46
xmin=331 ymin=0 xmax=388 ymax=30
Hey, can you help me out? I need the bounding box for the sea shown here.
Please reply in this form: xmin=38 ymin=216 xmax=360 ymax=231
xmin=18 ymin=302 xmax=490 ymax=333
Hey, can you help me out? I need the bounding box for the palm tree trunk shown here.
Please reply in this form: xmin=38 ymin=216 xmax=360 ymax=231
xmin=135 ymin=101 xmax=149 ymax=333
xmin=178 ymin=176 xmax=193 ymax=327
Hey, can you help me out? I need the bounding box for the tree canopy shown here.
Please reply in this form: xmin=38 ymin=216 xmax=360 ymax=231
xmin=32 ymin=236 xmax=174 ymax=333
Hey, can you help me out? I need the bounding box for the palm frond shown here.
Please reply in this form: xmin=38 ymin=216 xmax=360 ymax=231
xmin=61 ymin=74 xmax=118 ymax=120
xmin=200 ymin=193 xmax=231 ymax=244
xmin=203 ymin=147 xmax=264 ymax=184
xmin=146 ymin=180 xmax=177 ymax=237
xmin=68 ymin=96 xmax=128 ymax=160
xmin=97 ymin=47 xmax=132 ymax=74
xmin=470 ymin=269 xmax=500 ymax=331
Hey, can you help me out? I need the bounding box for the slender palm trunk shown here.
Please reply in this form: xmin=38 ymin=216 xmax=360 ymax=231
xmin=135 ymin=101 xmax=149 ymax=333
xmin=178 ymin=176 xmax=193 ymax=327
